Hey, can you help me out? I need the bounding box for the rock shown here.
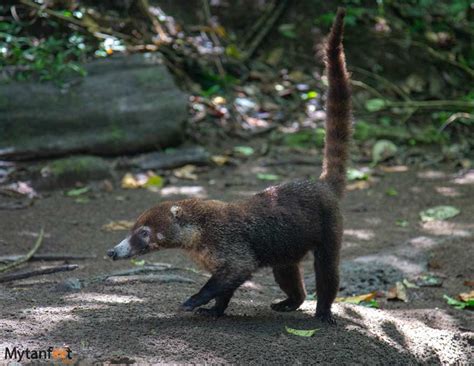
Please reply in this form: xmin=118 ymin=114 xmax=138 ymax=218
xmin=38 ymin=155 xmax=112 ymax=188
xmin=0 ymin=53 xmax=187 ymax=160
xmin=55 ymin=277 xmax=82 ymax=292
xmin=122 ymin=146 xmax=210 ymax=170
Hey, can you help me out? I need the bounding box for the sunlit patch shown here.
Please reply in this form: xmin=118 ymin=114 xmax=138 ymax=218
xmin=161 ymin=186 xmax=207 ymax=198
xmin=298 ymin=303 xmax=469 ymax=363
xmin=421 ymin=221 xmax=472 ymax=237
xmin=435 ymin=186 xmax=461 ymax=197
xmin=417 ymin=170 xmax=447 ymax=179
xmin=64 ymin=292 xmax=144 ymax=304
xmin=452 ymin=170 xmax=474 ymax=185
xmin=363 ymin=217 xmax=382 ymax=226
xmin=344 ymin=229 xmax=375 ymax=240
xmin=22 ymin=306 xmax=79 ymax=323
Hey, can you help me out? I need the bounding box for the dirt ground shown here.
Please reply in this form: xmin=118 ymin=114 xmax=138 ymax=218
xmin=0 ymin=146 xmax=473 ymax=365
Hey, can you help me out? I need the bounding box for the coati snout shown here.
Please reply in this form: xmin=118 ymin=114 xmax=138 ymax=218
xmin=106 ymin=8 xmax=351 ymax=323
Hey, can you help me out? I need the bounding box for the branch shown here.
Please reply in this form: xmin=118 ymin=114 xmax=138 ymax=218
xmin=0 ymin=228 xmax=44 ymax=273
xmin=0 ymin=264 xmax=79 ymax=283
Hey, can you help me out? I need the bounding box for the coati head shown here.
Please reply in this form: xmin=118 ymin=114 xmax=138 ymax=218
xmin=106 ymin=200 xmax=200 ymax=260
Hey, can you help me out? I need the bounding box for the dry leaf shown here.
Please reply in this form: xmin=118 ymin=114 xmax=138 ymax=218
xmin=211 ymin=155 xmax=229 ymax=166
xmin=102 ymin=220 xmax=134 ymax=232
xmin=336 ymin=292 xmax=376 ymax=304
xmin=346 ymin=180 xmax=371 ymax=191
xmin=121 ymin=172 xmax=164 ymax=190
xmin=463 ymin=280 xmax=474 ymax=287
xmin=387 ymin=281 xmax=408 ymax=302
xmin=173 ymin=165 xmax=198 ymax=180
xmin=458 ymin=290 xmax=474 ymax=302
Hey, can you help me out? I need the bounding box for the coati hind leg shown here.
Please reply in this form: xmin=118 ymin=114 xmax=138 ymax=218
xmin=195 ymin=293 xmax=233 ymax=317
xmin=313 ymin=231 xmax=341 ymax=324
xmin=271 ymin=263 xmax=306 ymax=312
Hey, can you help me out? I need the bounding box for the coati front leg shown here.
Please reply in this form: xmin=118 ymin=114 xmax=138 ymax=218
xmin=181 ymin=267 xmax=252 ymax=316
xmin=271 ymin=263 xmax=306 ymax=312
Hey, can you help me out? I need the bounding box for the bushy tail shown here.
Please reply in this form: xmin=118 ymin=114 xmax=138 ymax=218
xmin=319 ymin=7 xmax=352 ymax=198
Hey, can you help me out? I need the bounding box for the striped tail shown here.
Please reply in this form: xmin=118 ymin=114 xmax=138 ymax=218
xmin=319 ymin=7 xmax=352 ymax=198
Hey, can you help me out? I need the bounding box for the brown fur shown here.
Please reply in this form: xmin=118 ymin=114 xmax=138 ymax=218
xmin=112 ymin=8 xmax=351 ymax=323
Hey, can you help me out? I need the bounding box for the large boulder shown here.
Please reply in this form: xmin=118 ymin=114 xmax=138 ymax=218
xmin=0 ymin=53 xmax=187 ymax=160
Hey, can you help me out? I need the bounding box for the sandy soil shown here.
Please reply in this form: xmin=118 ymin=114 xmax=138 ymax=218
xmin=0 ymin=149 xmax=473 ymax=365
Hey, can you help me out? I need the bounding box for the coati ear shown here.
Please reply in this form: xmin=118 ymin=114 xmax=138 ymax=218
xmin=170 ymin=205 xmax=183 ymax=219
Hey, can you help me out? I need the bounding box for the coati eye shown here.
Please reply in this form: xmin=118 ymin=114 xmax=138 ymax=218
xmin=139 ymin=229 xmax=150 ymax=239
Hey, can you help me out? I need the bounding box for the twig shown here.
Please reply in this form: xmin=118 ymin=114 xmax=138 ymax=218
xmin=0 ymin=264 xmax=78 ymax=283
xmin=241 ymin=1 xmax=277 ymax=47
xmin=135 ymin=0 xmax=171 ymax=43
xmin=351 ymin=79 xmax=386 ymax=100
xmin=201 ymin=0 xmax=226 ymax=81
xmin=0 ymin=228 xmax=44 ymax=273
xmin=439 ymin=112 xmax=474 ymax=132
xmin=0 ymin=253 xmax=95 ymax=263
xmin=241 ymin=0 xmax=288 ymax=62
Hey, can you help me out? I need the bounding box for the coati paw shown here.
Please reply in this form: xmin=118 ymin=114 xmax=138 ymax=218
xmin=270 ymin=299 xmax=302 ymax=312
xmin=195 ymin=307 xmax=224 ymax=318
xmin=315 ymin=312 xmax=336 ymax=325
xmin=181 ymin=298 xmax=198 ymax=311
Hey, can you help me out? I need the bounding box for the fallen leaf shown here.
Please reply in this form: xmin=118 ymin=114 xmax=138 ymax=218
xmin=415 ymin=274 xmax=443 ymax=287
xmin=102 ymin=220 xmax=134 ymax=232
xmin=211 ymin=155 xmax=229 ymax=166
xmin=387 ymin=281 xmax=408 ymax=302
xmin=173 ymin=165 xmax=198 ymax=180
xmin=285 ymin=326 xmax=319 ymax=337
xmin=256 ymin=173 xmax=279 ymax=181
xmin=463 ymin=280 xmax=474 ymax=287
xmin=121 ymin=172 xmax=164 ymax=190
xmin=360 ymin=299 xmax=380 ymax=308
xmin=66 ymin=187 xmax=90 ymax=197
xmin=385 ymin=187 xmax=398 ymax=196
xmin=372 ymin=140 xmax=398 ymax=165
xmin=346 ymin=180 xmax=371 ymax=191
xmin=131 ymin=258 xmax=145 ymax=266
xmin=336 ymin=292 xmax=376 ymax=304
xmin=396 ymin=219 xmax=409 ymax=227
xmin=347 ymin=168 xmax=370 ymax=181
xmin=234 ymin=146 xmax=254 ymax=156
xmin=444 ymin=294 xmax=474 ymax=309
xmin=402 ymin=279 xmax=419 ymax=289
xmin=420 ymin=205 xmax=460 ymax=222
xmin=458 ymin=290 xmax=474 ymax=302
xmin=1 ymin=181 xmax=38 ymax=198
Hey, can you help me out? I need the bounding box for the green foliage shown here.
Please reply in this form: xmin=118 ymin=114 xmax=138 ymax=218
xmin=0 ymin=20 xmax=89 ymax=82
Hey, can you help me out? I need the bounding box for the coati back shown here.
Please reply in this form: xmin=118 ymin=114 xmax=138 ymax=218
xmin=107 ymin=8 xmax=351 ymax=324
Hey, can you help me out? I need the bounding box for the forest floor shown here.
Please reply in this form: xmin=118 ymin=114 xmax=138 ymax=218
xmin=0 ymin=141 xmax=473 ymax=365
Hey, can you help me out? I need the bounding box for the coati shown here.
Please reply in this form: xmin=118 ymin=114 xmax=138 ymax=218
xmin=107 ymin=7 xmax=351 ymax=324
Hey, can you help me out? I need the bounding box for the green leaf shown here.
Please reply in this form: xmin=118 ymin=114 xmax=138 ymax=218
xmin=278 ymin=24 xmax=297 ymax=39
xmin=285 ymin=326 xmax=319 ymax=337
xmin=131 ymin=258 xmax=145 ymax=266
xmin=144 ymin=175 xmax=164 ymax=188
xmin=361 ymin=299 xmax=380 ymax=308
xmin=419 ymin=205 xmax=460 ymax=222
xmin=443 ymin=295 xmax=474 ymax=309
xmin=347 ymin=168 xmax=369 ymax=181
xmin=66 ymin=186 xmax=90 ymax=196
xmin=396 ymin=219 xmax=409 ymax=227
xmin=257 ymin=173 xmax=280 ymax=181
xmin=225 ymin=44 xmax=241 ymax=59
xmin=365 ymin=98 xmax=387 ymax=112
xmin=234 ymin=146 xmax=254 ymax=156
xmin=386 ymin=187 xmax=398 ymax=196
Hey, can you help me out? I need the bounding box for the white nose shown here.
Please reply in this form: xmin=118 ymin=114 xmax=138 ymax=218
xmin=107 ymin=237 xmax=132 ymax=260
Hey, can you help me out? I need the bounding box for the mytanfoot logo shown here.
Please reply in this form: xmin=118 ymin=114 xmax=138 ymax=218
xmin=4 ymin=346 xmax=76 ymax=364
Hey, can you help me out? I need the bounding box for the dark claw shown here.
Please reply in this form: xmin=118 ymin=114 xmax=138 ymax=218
xmin=271 ymin=299 xmax=302 ymax=312
xmin=181 ymin=297 xmax=198 ymax=311
xmin=315 ymin=312 xmax=337 ymax=325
